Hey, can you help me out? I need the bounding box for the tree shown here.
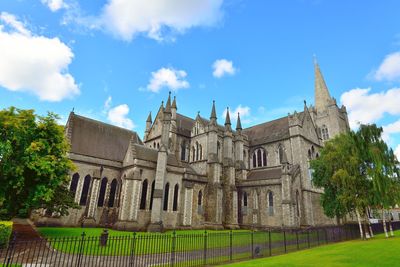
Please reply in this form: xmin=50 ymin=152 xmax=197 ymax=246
xmin=311 ymin=132 xmax=372 ymax=239
xmin=0 ymin=107 xmax=78 ymax=219
xmin=355 ymin=124 xmax=400 ymax=237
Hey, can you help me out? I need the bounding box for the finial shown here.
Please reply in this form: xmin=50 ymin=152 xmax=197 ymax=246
xmin=72 ymin=107 xmax=75 ymax=113
xmin=313 ymin=54 xmax=318 ymax=65
xmin=225 ymin=107 xmax=231 ymax=126
xmin=172 ymin=95 xmax=177 ymax=109
xmin=236 ymin=112 xmax=242 ymax=131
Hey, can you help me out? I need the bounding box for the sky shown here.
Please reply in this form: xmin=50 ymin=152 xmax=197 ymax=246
xmin=1 ymin=0 xmax=400 ymax=158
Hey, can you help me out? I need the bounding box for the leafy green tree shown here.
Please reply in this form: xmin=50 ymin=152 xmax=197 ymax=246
xmin=312 ymin=132 xmax=371 ymax=239
xmin=0 ymin=107 xmax=78 ymax=219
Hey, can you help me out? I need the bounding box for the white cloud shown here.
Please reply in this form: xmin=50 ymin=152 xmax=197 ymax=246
xmin=41 ymin=0 xmax=68 ymax=12
xmin=104 ymin=96 xmax=112 ymax=110
xmin=107 ymin=104 xmax=135 ymax=130
xmin=100 ymin=0 xmax=223 ymax=41
xmin=374 ymin=52 xmax=400 ymax=82
xmin=0 ymin=12 xmax=79 ymax=101
xmin=212 ymin=59 xmax=236 ymax=78
xmin=147 ymin=67 xmax=189 ymax=93
xmin=395 ymin=145 xmax=400 ymax=160
xmin=340 ymin=87 xmax=400 ymax=129
xmin=382 ymin=119 xmax=400 ymax=143
xmin=221 ymin=105 xmax=251 ymax=124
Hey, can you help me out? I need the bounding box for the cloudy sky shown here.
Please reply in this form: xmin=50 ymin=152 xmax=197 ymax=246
xmin=1 ymin=0 xmax=400 ymax=158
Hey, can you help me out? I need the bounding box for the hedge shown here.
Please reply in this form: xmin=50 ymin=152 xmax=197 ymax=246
xmin=0 ymin=221 xmax=13 ymax=248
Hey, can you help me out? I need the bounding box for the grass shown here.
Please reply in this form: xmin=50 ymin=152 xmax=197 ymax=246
xmin=222 ymin=230 xmax=400 ymax=267
xmin=37 ymin=227 xmax=304 ymax=256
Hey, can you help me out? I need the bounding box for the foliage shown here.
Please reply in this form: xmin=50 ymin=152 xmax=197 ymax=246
xmin=0 ymin=221 xmax=13 ymax=248
xmin=311 ymin=124 xmax=400 ymax=223
xmin=0 ymin=107 xmax=78 ymax=220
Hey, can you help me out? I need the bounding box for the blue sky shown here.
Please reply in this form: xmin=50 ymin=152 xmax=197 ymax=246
xmin=1 ymin=0 xmax=400 ymax=158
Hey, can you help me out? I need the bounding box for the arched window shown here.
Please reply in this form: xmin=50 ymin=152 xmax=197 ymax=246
xmin=163 ymin=183 xmax=170 ymax=211
xmin=243 ymin=192 xmax=248 ymax=207
xmin=308 ymin=149 xmax=312 ymax=160
xmin=149 ymin=181 xmax=155 ymax=210
xmin=217 ymin=141 xmax=221 ymax=160
xmin=70 ymin=173 xmax=79 ymax=197
xmin=196 ymin=142 xmax=199 ymax=161
xmin=192 ymin=146 xmax=196 ymax=162
xmin=79 ymin=175 xmax=91 ymax=206
xmin=140 ymin=179 xmax=148 ymax=210
xmin=198 ymin=190 xmax=203 ymax=206
xmin=296 ymin=190 xmax=300 ymax=217
xmin=157 ymin=143 xmax=160 ymax=149
xmin=153 ymin=142 xmax=156 ymax=148
xmin=321 ymin=125 xmax=329 ymax=140
xmin=199 ymin=144 xmax=202 ymax=160
xmin=108 ymin=179 xmax=118 ymax=207
xmin=252 ymin=148 xmax=267 ymax=168
xmin=173 ymin=184 xmax=179 ymax=211
xmin=180 ymin=141 xmax=186 ymax=161
xmin=267 ymin=191 xmax=274 ymax=216
xmin=97 ymin=177 xmax=108 ymax=207
xmin=278 ymin=145 xmax=285 ymax=164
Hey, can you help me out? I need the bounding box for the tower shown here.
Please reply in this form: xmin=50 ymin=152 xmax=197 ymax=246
xmin=312 ymin=58 xmax=350 ymax=141
xmin=144 ymin=111 xmax=152 ymax=141
xmin=204 ymin=101 xmax=223 ymax=226
xmin=148 ymin=93 xmax=172 ymax=231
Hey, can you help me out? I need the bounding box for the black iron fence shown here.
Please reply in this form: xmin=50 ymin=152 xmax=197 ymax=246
xmin=1 ymin=222 xmax=399 ymax=267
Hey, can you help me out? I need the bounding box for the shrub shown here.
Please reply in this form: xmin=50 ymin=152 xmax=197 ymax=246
xmin=0 ymin=221 xmax=13 ymax=248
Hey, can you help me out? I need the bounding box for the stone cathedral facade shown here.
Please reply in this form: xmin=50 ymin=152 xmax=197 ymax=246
xmin=33 ymin=62 xmax=350 ymax=231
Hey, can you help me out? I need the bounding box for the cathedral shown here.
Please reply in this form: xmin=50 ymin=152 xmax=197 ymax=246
xmin=33 ymin=61 xmax=350 ymax=231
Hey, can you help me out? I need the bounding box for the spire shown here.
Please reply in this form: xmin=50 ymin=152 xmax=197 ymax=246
xmin=236 ymin=112 xmax=242 ymax=131
xmin=314 ymin=57 xmax=332 ymax=111
xmin=146 ymin=111 xmax=152 ymax=123
xmin=210 ymin=100 xmax=217 ymax=120
xmin=224 ymin=107 xmax=231 ymax=130
xmin=165 ymin=92 xmax=172 ymax=113
xmin=172 ymin=96 xmax=177 ymax=110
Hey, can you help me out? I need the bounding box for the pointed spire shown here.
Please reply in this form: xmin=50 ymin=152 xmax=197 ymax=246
xmin=225 ymin=107 xmax=231 ymax=126
xmin=210 ymin=100 xmax=217 ymax=120
xmin=172 ymin=96 xmax=177 ymax=110
xmin=314 ymin=57 xmax=332 ymax=111
xmin=146 ymin=111 xmax=152 ymax=123
xmin=165 ymin=92 xmax=172 ymax=113
xmin=236 ymin=112 xmax=242 ymax=131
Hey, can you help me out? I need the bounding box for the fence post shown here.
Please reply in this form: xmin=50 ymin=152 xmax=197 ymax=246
xmin=76 ymin=232 xmax=86 ymax=267
xmin=296 ymin=231 xmax=299 ymax=250
xmin=283 ymin=231 xmax=287 ymax=253
xmin=325 ymin=228 xmax=328 ymax=244
xmin=307 ymin=230 xmax=310 ymax=248
xmin=170 ymin=230 xmax=176 ymax=267
xmin=203 ymin=230 xmax=207 ymax=266
xmin=229 ymin=230 xmax=233 ymax=261
xmin=251 ymin=231 xmax=254 ymax=258
xmin=129 ymin=232 xmax=137 ymax=267
xmin=4 ymin=233 xmax=16 ymax=266
xmin=268 ymin=230 xmax=272 ymax=256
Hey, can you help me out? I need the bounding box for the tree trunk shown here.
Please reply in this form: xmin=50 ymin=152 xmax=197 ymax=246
xmin=356 ymin=209 xmax=364 ymax=240
xmin=382 ymin=209 xmax=388 ymax=238
xmin=388 ymin=210 xmax=394 ymax=237
xmin=366 ymin=207 xmax=374 ymax=237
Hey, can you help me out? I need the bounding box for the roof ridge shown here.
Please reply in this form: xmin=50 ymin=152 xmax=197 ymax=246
xmin=72 ymin=113 xmax=138 ymax=135
xmin=243 ymin=115 xmax=289 ymax=131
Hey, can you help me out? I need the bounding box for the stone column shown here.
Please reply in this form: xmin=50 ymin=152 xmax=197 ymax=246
xmin=182 ymin=182 xmax=194 ymax=226
xmin=82 ymin=169 xmax=101 ymax=227
xmin=119 ymin=179 xmax=133 ymax=221
xmin=128 ymin=180 xmax=142 ymax=221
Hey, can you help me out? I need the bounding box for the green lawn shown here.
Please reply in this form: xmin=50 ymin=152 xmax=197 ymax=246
xmin=37 ymin=227 xmax=304 ymax=256
xmin=222 ymin=231 xmax=400 ymax=267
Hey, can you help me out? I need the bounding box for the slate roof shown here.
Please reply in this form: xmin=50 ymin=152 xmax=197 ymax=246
xmin=243 ymin=116 xmax=290 ymax=146
xmin=132 ymin=144 xmax=180 ymax=167
xmin=68 ymin=112 xmax=142 ymax=162
xmin=247 ymin=167 xmax=282 ymax=180
xmin=176 ymin=113 xmax=195 ymax=137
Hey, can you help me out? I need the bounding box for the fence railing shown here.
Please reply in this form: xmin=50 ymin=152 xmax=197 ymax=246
xmin=1 ymin=222 xmax=399 ymax=267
